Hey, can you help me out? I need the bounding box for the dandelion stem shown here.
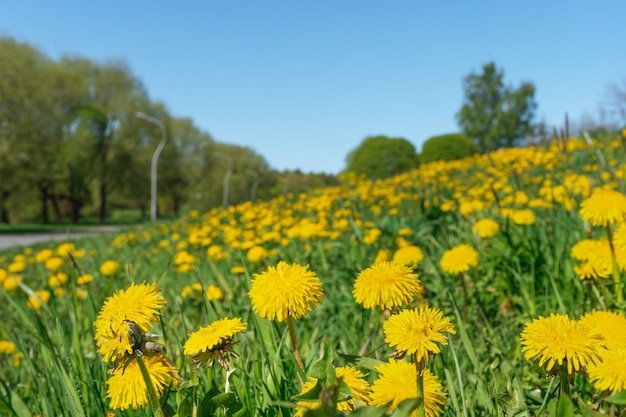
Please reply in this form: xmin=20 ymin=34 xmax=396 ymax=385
xmin=135 ymin=356 xmax=164 ymax=417
xmin=413 ymin=354 xmax=425 ymax=417
xmin=606 ymin=225 xmax=623 ymax=302
xmin=287 ymin=316 xmax=305 ymax=376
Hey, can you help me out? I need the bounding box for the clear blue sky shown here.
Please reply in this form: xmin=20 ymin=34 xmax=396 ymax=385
xmin=2 ymin=1 xmax=625 ymax=173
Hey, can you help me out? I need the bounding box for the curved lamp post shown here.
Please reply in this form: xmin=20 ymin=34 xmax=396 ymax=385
xmin=135 ymin=112 xmax=167 ymax=221
xmin=244 ymin=169 xmax=259 ymax=202
xmin=214 ymin=152 xmax=233 ymax=208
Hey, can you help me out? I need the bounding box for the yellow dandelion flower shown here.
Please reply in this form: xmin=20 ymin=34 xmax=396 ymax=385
xmin=0 ymin=340 xmax=16 ymax=354
xmin=353 ymin=262 xmax=421 ymax=310
xmin=294 ymin=366 xmax=372 ymax=415
xmin=573 ymin=258 xmax=611 ymax=280
xmin=230 ymin=265 xmax=246 ymax=274
xmin=100 ymin=260 xmax=120 ymax=276
xmin=94 ymin=283 xmax=167 ymax=361
xmin=384 ymin=306 xmax=455 ymax=362
xmin=580 ymin=310 xmax=626 ymax=349
xmin=44 ymin=257 xmax=64 ymax=272
xmin=247 ymin=245 xmax=268 ymax=263
xmin=35 ymin=249 xmax=54 ymax=263
xmin=571 ymin=239 xmax=604 ymax=261
xmin=183 ymin=317 xmax=246 ymax=368
xmin=106 ymin=355 xmax=180 ymax=410
xmin=248 ymin=261 xmax=324 ymax=322
xmin=12 ymin=352 xmax=24 ymax=367
xmin=371 ymin=359 xmax=446 ymax=417
xmin=77 ymin=274 xmax=94 ymax=285
xmin=520 ymin=314 xmax=605 ymax=376
xmin=439 ymin=244 xmax=479 ymax=275
xmin=7 ymin=261 xmax=26 ymax=274
xmin=511 ymin=209 xmax=536 ymax=226
xmin=27 ymin=290 xmax=51 ymax=310
xmin=0 ymin=268 xmax=7 ymax=284
xmin=472 ymin=219 xmax=499 ymax=239
xmin=588 ymin=346 xmax=626 ymax=394
xmin=579 ymin=188 xmax=626 ymax=226
xmin=56 ymin=242 xmax=75 ymax=257
xmin=374 ymin=249 xmax=391 ymax=264
xmin=205 ymin=285 xmax=223 ymax=301
xmin=392 ymin=245 xmax=424 ymax=267
xmin=3 ymin=276 xmax=22 ymax=291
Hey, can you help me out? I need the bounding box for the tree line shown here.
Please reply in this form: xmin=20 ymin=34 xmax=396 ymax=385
xmin=0 ymin=37 xmax=336 ymax=225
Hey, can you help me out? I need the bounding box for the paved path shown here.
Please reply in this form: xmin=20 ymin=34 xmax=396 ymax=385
xmin=0 ymin=226 xmax=120 ymax=250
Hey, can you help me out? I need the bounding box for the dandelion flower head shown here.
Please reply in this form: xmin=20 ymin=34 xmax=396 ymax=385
xmin=248 ymin=261 xmax=323 ymax=322
xmin=294 ymin=366 xmax=372 ymax=416
xmin=579 ymin=188 xmax=626 ymax=227
xmin=392 ymin=245 xmax=424 ymax=267
xmin=587 ymin=346 xmax=626 ymax=394
xmin=472 ymin=219 xmax=500 ymax=238
xmin=106 ymin=355 xmax=180 ymax=410
xmin=94 ymin=283 xmax=167 ymax=361
xmin=183 ymin=317 xmax=246 ymax=368
xmin=439 ymin=244 xmax=479 ymax=275
xmin=353 ymin=262 xmax=422 ymax=310
xmin=371 ymin=359 xmax=446 ymax=417
xmin=384 ymin=305 xmax=455 ymax=362
xmin=520 ymin=314 xmax=605 ymax=375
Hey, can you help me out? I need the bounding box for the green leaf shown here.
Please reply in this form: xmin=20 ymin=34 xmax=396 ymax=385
xmin=176 ymin=397 xmax=193 ymax=417
xmin=310 ymin=338 xmax=336 ymax=385
xmin=556 ymin=394 xmax=574 ymax=417
xmin=391 ymin=398 xmax=422 ymax=417
xmin=605 ymin=390 xmax=626 ymax=405
xmin=347 ymin=405 xmax=388 ymax=417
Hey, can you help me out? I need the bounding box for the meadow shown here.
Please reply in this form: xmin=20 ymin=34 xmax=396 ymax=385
xmin=1 ymin=136 xmax=625 ymax=417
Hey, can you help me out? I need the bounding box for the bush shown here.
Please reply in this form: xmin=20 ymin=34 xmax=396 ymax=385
xmin=420 ymin=133 xmax=479 ymax=164
xmin=345 ymin=135 xmax=419 ymax=179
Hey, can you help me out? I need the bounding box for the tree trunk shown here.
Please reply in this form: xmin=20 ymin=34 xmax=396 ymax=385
xmin=51 ymin=193 xmax=62 ymax=224
xmin=139 ymin=204 xmax=146 ymax=221
xmin=40 ymin=186 xmax=50 ymax=224
xmin=98 ymin=183 xmax=107 ymax=224
xmin=0 ymin=189 xmax=9 ymax=223
xmin=70 ymin=198 xmax=82 ymax=224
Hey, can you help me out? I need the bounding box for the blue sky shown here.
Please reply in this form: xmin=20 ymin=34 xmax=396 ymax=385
xmin=2 ymin=1 xmax=625 ymax=173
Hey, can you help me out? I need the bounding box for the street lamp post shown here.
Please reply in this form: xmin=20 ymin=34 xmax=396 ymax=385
xmin=244 ymin=169 xmax=259 ymax=202
xmin=135 ymin=112 xmax=167 ymax=221
xmin=214 ymin=152 xmax=233 ymax=208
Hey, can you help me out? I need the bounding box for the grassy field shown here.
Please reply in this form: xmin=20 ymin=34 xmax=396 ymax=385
xmin=1 ymin=137 xmax=625 ymax=417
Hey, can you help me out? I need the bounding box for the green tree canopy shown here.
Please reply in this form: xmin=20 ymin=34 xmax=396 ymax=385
xmin=457 ymin=62 xmax=537 ymax=152
xmin=344 ymin=135 xmax=419 ymax=178
xmin=420 ymin=133 xmax=479 ymax=164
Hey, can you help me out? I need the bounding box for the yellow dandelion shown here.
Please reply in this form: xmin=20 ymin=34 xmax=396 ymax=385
xmin=374 ymin=249 xmax=391 ymax=264
xmin=27 ymin=290 xmax=51 ymax=310
xmin=100 ymin=260 xmax=120 ymax=276
xmin=205 ymin=285 xmax=223 ymax=301
xmin=0 ymin=340 xmax=16 ymax=354
xmin=587 ymin=346 xmax=626 ymax=394
xmin=248 ymin=261 xmax=324 ymax=322
xmin=35 ymin=249 xmax=54 ymax=263
xmin=230 ymin=265 xmax=246 ymax=274
xmin=94 ymin=283 xmax=167 ymax=361
xmin=520 ymin=314 xmax=605 ymax=376
xmin=183 ymin=317 xmax=246 ymax=368
xmin=579 ymin=188 xmax=626 ymax=227
xmin=511 ymin=209 xmax=536 ymax=226
xmin=56 ymin=242 xmax=75 ymax=257
xmin=570 ymin=239 xmax=604 ymax=261
xmin=353 ymin=262 xmax=422 ymax=310
xmin=106 ymin=355 xmax=180 ymax=410
xmin=573 ymin=258 xmax=611 ymax=280
xmin=12 ymin=352 xmax=24 ymax=367
xmin=439 ymin=244 xmax=479 ymax=275
xmin=247 ymin=245 xmax=268 ymax=263
xmin=580 ymin=310 xmax=626 ymax=349
xmin=77 ymin=274 xmax=94 ymax=285
xmin=7 ymin=261 xmax=26 ymax=274
xmin=613 ymin=222 xmax=626 ymax=249
xmin=384 ymin=306 xmax=455 ymax=362
xmin=392 ymin=245 xmax=424 ymax=267
xmin=371 ymin=359 xmax=446 ymax=417
xmin=472 ymin=219 xmax=499 ymax=239
xmin=294 ymin=366 xmax=372 ymax=415
xmin=3 ymin=276 xmax=22 ymax=291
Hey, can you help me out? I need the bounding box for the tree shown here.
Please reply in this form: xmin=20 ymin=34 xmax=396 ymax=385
xmin=420 ymin=133 xmax=478 ymax=164
xmin=457 ymin=62 xmax=537 ymax=152
xmin=344 ymin=135 xmax=419 ymax=178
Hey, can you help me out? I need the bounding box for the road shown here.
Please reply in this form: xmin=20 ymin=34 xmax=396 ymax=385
xmin=0 ymin=226 xmax=120 ymax=251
